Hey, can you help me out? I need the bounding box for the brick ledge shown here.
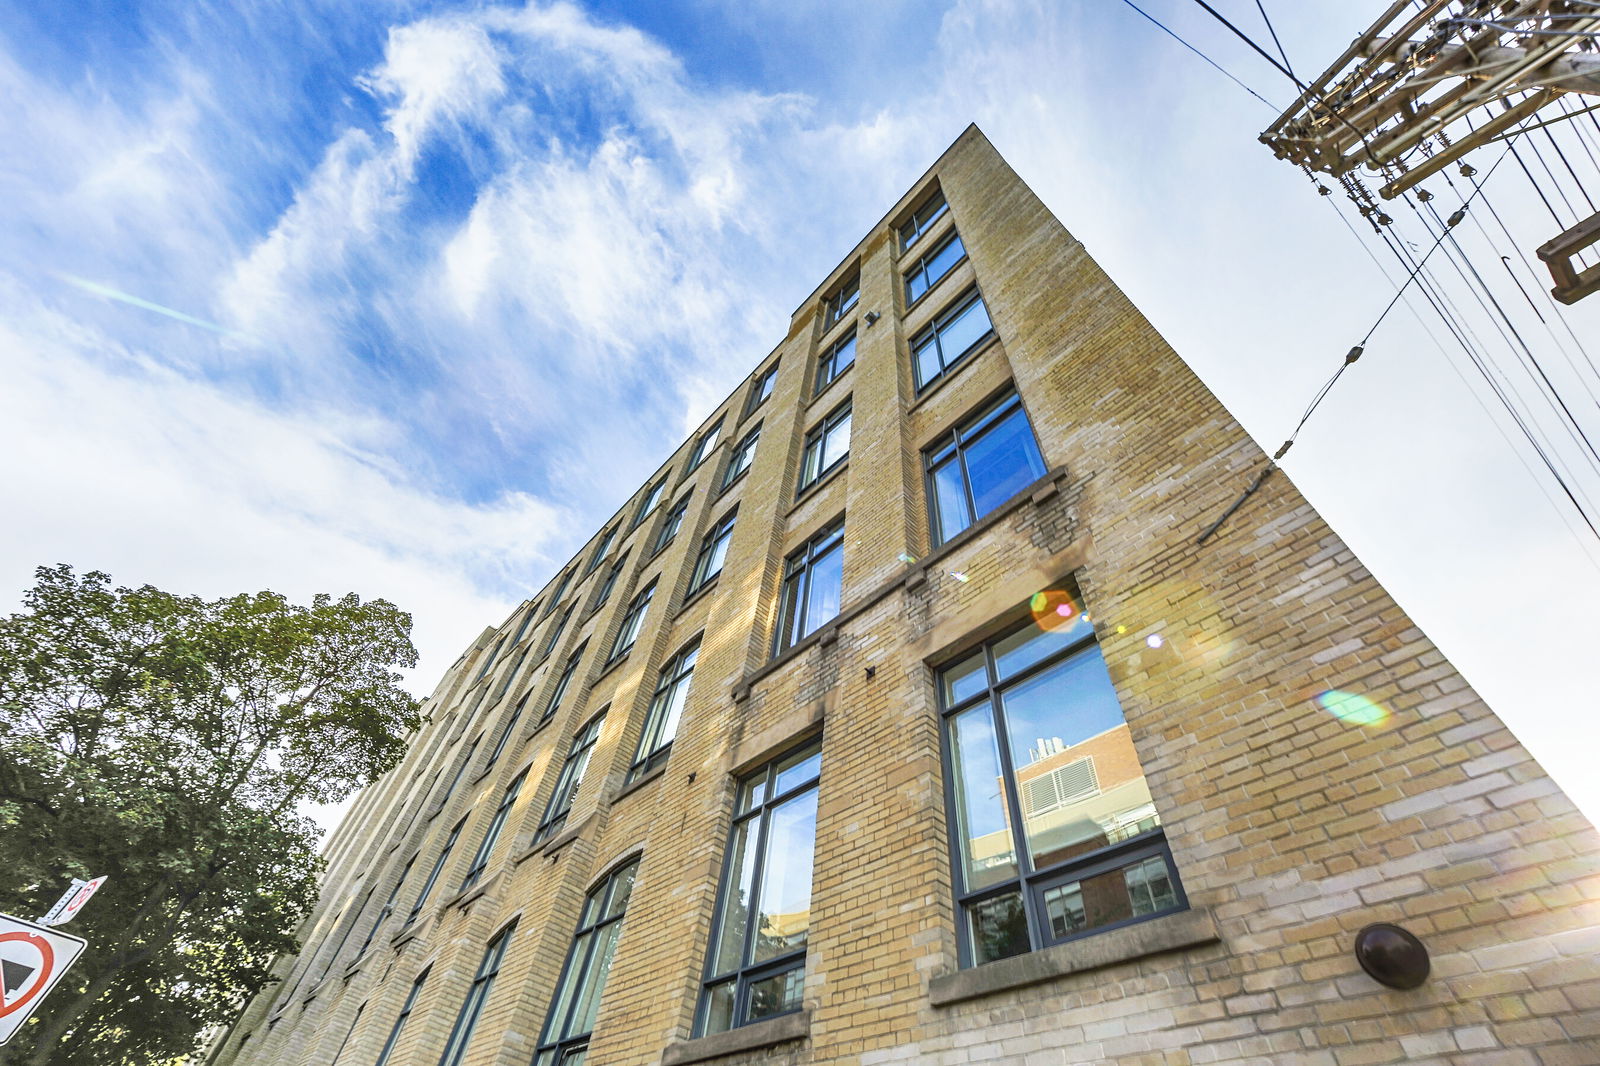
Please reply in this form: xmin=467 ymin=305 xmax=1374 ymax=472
xmin=660 ymin=1010 xmax=810 ymax=1066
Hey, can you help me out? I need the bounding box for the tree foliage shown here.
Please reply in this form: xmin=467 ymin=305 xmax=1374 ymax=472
xmin=0 ymin=565 xmax=421 ymax=1065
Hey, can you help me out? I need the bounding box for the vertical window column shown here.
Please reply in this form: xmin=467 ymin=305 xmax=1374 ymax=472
xmin=534 ymin=859 xmax=641 ymax=1066
xmin=436 ymin=923 xmax=516 ymax=1066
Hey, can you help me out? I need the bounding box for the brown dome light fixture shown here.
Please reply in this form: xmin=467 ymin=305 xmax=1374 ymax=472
xmin=1354 ymin=923 xmax=1430 ymax=990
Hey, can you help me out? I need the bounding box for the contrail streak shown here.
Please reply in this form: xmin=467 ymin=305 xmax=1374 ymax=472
xmin=55 ymin=273 xmax=258 ymax=343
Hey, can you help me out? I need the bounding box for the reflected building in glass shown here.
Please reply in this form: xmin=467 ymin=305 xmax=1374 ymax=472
xmin=211 ymin=127 xmax=1599 ymax=1066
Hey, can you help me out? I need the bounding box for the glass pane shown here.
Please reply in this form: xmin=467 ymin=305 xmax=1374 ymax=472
xmin=801 ymin=437 xmax=822 ymax=485
xmin=778 ymin=573 xmax=804 ymax=650
xmin=752 ymin=790 xmax=817 ymax=962
xmin=772 ymin=744 xmax=821 ymax=796
xmin=926 ymin=235 xmax=964 ymax=287
xmin=835 ymin=333 xmax=855 ymax=372
xmin=1000 ymin=649 xmax=1155 ymax=871
xmin=940 ymin=650 xmax=988 ymax=706
xmin=993 ymin=620 xmax=1084 ymax=682
xmin=930 ymin=458 xmax=971 ymax=544
xmin=967 ymin=891 xmax=1029 ymax=965
xmin=947 ymin=704 xmax=1016 ymax=891
xmin=603 ymin=862 xmax=636 ymax=919
xmin=710 ymin=819 xmax=758 ymax=975
xmin=702 ymin=980 xmax=736 ymax=1035
xmin=561 ymin=1049 xmax=587 ymax=1066
xmin=707 ymin=532 xmax=730 ymax=577
xmin=938 ymin=297 xmax=992 ymax=363
xmin=747 ymin=966 xmax=804 ymax=1021
xmin=1041 ymin=853 xmax=1177 ymax=942
xmin=567 ymin=921 xmax=620 ymax=1038
xmin=657 ymin=674 xmax=692 ymax=746
xmin=907 ymin=268 xmax=929 ymax=302
xmin=801 ymin=544 xmax=842 ymax=638
xmin=823 ymin=410 xmax=851 ymax=467
xmin=964 ymin=407 xmax=1045 ymax=519
xmin=738 ymin=777 xmax=768 ymax=816
xmin=914 ymin=335 xmax=941 ymax=387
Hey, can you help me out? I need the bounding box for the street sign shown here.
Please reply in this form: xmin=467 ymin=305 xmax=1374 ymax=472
xmin=39 ymin=877 xmax=106 ymax=928
xmin=0 ymin=913 xmax=87 ymax=1046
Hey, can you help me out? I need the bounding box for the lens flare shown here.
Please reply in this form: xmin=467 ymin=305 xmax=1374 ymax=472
xmin=1029 ymin=589 xmax=1083 ymax=632
xmin=948 ymin=570 xmax=969 ymax=583
xmin=898 ymin=553 xmax=918 ymax=564
xmin=1316 ymin=689 xmax=1391 ymax=727
xmin=1145 ymin=633 xmax=1164 ymax=649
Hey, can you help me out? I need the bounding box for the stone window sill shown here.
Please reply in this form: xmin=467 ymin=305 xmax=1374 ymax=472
xmin=789 ymin=459 xmax=849 ymax=514
xmin=661 ymin=1010 xmax=810 ymax=1066
xmin=928 ymin=907 xmax=1220 ymax=1007
xmin=612 ymin=761 xmax=668 ymax=805
xmin=675 ymin=575 xmax=721 ymax=619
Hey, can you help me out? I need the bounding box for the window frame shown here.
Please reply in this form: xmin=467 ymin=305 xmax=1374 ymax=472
xmin=798 ymin=400 xmax=852 ymax=493
xmin=542 ymin=604 xmax=574 ymax=659
xmin=773 ymin=520 xmax=845 ymax=656
xmin=899 ymin=187 xmax=949 ymax=251
xmin=584 ymin=526 xmax=617 ymax=575
xmin=904 ymin=229 xmax=967 ymax=305
xmin=628 ymin=637 xmax=699 ymax=782
xmin=937 ymin=614 xmax=1185 ymax=969
xmin=822 ymin=272 xmax=859 ymax=330
xmin=689 ymin=508 xmax=737 ymax=593
xmin=372 ymin=967 xmax=428 ymax=1066
xmin=633 ymin=476 xmax=668 ymax=528
xmin=459 ymin=769 xmax=527 ymax=891
xmin=532 ymin=858 xmax=641 ymax=1066
xmin=923 ymin=388 xmax=1047 ymax=547
xmin=358 ymin=853 xmax=415 ymax=957
xmin=695 ymin=739 xmax=822 ymax=1036
xmin=910 ymin=287 xmax=995 ymax=392
xmin=532 ymin=710 xmax=606 ymax=846
xmin=813 ymin=329 xmax=856 ymax=396
xmin=543 ymin=572 xmax=573 ymax=615
xmin=722 ymin=424 xmax=761 ymax=491
xmin=485 ymin=696 xmax=526 ymax=770
xmin=594 ymin=550 xmax=629 ymax=609
xmin=435 ymin=922 xmax=516 ymax=1066
xmin=689 ymin=419 xmax=724 ymax=471
xmin=404 ymin=817 xmax=465 ymax=927
xmin=653 ymin=494 xmax=691 ymax=555
xmin=608 ymin=579 xmax=656 ymax=663
xmin=745 ymin=362 xmax=779 ymax=417
xmin=541 ymin=641 xmax=588 ymax=727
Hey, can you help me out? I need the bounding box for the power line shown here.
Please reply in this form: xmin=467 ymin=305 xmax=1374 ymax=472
xmin=1115 ymin=0 xmax=1279 ymax=109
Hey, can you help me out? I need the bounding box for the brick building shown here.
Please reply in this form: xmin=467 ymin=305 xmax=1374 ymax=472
xmin=209 ymin=126 xmax=1600 ymax=1066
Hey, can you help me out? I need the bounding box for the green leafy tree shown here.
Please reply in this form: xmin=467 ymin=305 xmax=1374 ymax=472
xmin=0 ymin=565 xmax=421 ymax=1066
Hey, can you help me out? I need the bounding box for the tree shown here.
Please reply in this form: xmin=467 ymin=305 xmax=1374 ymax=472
xmin=0 ymin=565 xmax=422 ymax=1066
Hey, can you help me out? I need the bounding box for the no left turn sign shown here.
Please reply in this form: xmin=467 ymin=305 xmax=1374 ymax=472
xmin=0 ymin=913 xmax=87 ymax=1046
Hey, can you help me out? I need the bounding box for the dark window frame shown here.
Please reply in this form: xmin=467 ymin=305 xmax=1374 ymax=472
xmin=695 ymin=739 xmax=822 ymax=1036
xmin=722 ymin=424 xmax=761 ymax=491
xmin=923 ymin=389 xmax=1047 ymax=547
xmin=813 ymin=329 xmax=856 ymax=395
xmin=542 ymin=641 xmax=589 ymax=726
xmin=594 ymin=550 xmax=629 ymax=609
xmin=937 ymin=614 xmax=1185 ymax=969
xmin=689 ymin=419 xmax=725 ymax=471
xmin=372 ymin=967 xmax=428 ymax=1066
xmin=904 ymin=229 xmax=967 ymax=305
xmin=532 ymin=858 xmax=641 ymax=1066
xmin=358 ymin=853 xmax=415 ymax=957
xmin=628 ymin=637 xmax=699 ymax=782
xmin=532 ymin=710 xmax=606 ymax=846
xmin=822 ymin=272 xmax=859 ymax=330
xmin=542 ymin=605 xmax=574 ymax=659
xmin=689 ymin=508 xmax=737 ymax=593
xmin=585 ymin=526 xmax=617 ymax=575
xmin=484 ymin=696 xmax=526 ymax=771
xmin=609 ymin=579 xmax=656 ymax=663
xmin=653 ymin=494 xmax=691 ymax=555
xmin=633 ymin=476 xmax=668 ymax=528
xmin=910 ymin=287 xmax=995 ymax=392
xmin=774 ymin=519 xmax=845 ymax=656
xmin=460 ymin=769 xmax=527 ymax=891
xmin=798 ymin=400 xmax=852 ymax=492
xmin=405 ymin=817 xmax=466 ymax=927
xmin=745 ymin=362 xmax=779 ymax=417
xmin=435 ymin=922 xmax=516 ymax=1066
xmin=899 ymin=187 xmax=949 ymax=251
xmin=543 ymin=572 xmax=573 ymax=615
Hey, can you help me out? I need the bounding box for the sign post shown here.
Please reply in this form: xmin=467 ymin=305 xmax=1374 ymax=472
xmin=0 ymin=913 xmax=87 ymax=1046
xmin=39 ymin=877 xmax=106 ymax=928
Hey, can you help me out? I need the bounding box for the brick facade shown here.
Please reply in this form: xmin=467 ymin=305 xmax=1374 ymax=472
xmin=209 ymin=126 xmax=1600 ymax=1066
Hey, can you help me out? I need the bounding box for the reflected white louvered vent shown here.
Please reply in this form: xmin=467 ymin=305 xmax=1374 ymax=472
xmin=1023 ymin=757 xmax=1099 ymax=815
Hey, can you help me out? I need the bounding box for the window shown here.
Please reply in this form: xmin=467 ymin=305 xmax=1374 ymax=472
xmin=545 ymin=571 xmax=573 ymax=614
xmin=533 ymin=858 xmax=640 ymax=1066
xmin=315 ymin=886 xmax=371 ymax=981
xmin=460 ymin=769 xmax=526 ymax=891
xmin=938 ymin=602 xmax=1182 ymax=968
xmin=533 ymin=712 xmax=605 ymax=846
xmin=629 ymin=638 xmax=698 ymax=781
xmin=372 ymin=968 xmax=427 ymax=1066
xmin=745 ymin=362 xmax=778 ymax=416
xmin=633 ymin=477 xmax=667 ymax=527
xmin=690 ymin=509 xmax=737 ymax=592
xmin=542 ymin=642 xmax=588 ymax=726
xmin=358 ymin=854 xmax=415 ymax=956
xmin=654 ymin=495 xmax=690 ymax=554
xmin=822 ymin=273 xmax=859 ymax=329
xmin=329 ymin=1002 xmax=363 ymax=1066
xmin=900 ymin=187 xmax=949 ymax=250
xmin=585 ymin=526 xmax=616 ymax=574
xmin=439 ymin=734 xmax=482 ymax=807
xmin=609 ymin=580 xmax=655 ymax=662
xmin=905 ymin=230 xmax=966 ymax=304
xmin=925 ymin=390 xmax=1046 ymax=545
xmin=484 ymin=698 xmax=525 ymax=770
xmin=405 ymin=817 xmax=465 ymax=927
xmin=594 ymin=551 xmax=629 ymax=608
xmin=775 ymin=521 xmax=843 ymax=655
xmin=911 ymin=288 xmax=994 ymax=391
xmin=494 ymin=646 xmax=531 ymax=703
xmin=509 ymin=604 xmax=536 ymax=646
xmin=689 ymin=419 xmax=724 ymax=470
xmin=436 ymin=922 xmax=516 ymax=1066
xmin=813 ymin=330 xmax=855 ymax=395
xmin=722 ymin=425 xmax=760 ymax=490
xmin=473 ymin=636 xmax=506 ymax=681
xmin=799 ymin=401 xmax=851 ymax=491
xmin=697 ymin=740 xmax=821 ymax=1035
xmin=543 ymin=604 xmax=574 ymax=658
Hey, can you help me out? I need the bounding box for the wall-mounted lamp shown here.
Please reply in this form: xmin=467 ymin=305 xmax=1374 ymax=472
xmin=1354 ymin=923 xmax=1430 ymax=989
xmin=864 ymin=311 xmax=881 ymax=326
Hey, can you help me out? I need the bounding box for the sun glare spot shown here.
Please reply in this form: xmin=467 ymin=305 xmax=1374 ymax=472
xmin=1316 ymin=689 xmax=1391 ymax=727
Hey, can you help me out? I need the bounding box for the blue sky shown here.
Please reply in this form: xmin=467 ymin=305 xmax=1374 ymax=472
xmin=3 ymin=1 xmax=1598 ymax=820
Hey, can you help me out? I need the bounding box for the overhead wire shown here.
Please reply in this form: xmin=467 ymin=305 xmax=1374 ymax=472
xmin=1114 ymin=0 xmax=1279 ymax=109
